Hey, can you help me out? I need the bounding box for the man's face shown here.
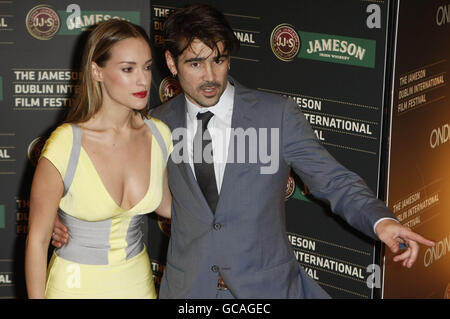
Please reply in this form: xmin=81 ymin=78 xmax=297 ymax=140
xmin=165 ymin=39 xmax=230 ymax=108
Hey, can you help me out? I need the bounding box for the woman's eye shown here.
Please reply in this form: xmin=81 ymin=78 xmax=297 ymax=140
xmin=122 ymin=67 xmax=132 ymax=72
xmin=145 ymin=65 xmax=152 ymax=71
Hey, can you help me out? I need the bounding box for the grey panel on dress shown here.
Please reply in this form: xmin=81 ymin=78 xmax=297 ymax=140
xmin=56 ymin=209 xmax=111 ymax=265
xmin=63 ymin=124 xmax=82 ymax=197
xmin=144 ymin=118 xmax=167 ymax=162
xmin=125 ymin=214 xmax=145 ymax=260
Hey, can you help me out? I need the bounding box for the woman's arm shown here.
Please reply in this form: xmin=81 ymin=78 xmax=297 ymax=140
xmin=25 ymin=158 xmax=64 ymax=298
xmin=155 ymin=167 xmax=172 ymax=219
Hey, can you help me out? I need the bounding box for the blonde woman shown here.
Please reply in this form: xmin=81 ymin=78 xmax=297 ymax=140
xmin=25 ymin=20 xmax=172 ymax=298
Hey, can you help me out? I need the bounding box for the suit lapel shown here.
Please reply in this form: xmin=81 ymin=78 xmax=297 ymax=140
xmin=215 ymin=77 xmax=258 ymax=214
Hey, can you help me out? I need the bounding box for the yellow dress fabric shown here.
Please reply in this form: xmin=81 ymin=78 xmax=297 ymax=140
xmin=39 ymin=118 xmax=172 ymax=299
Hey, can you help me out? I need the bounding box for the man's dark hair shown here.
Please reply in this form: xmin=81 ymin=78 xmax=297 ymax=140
xmin=163 ymin=3 xmax=240 ymax=60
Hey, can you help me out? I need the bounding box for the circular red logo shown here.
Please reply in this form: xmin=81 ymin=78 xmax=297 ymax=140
xmin=26 ymin=5 xmax=60 ymax=40
xmin=159 ymin=76 xmax=183 ymax=103
xmin=285 ymin=175 xmax=296 ymax=200
xmin=270 ymin=24 xmax=301 ymax=62
xmin=27 ymin=136 xmax=48 ymax=166
xmin=157 ymin=216 xmax=171 ymax=237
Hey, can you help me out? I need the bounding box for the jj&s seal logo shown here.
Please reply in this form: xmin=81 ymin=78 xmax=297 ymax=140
xmin=286 ymin=174 xmax=313 ymax=203
xmin=158 ymin=216 xmax=171 ymax=237
xmin=27 ymin=136 xmax=48 ymax=166
xmin=285 ymin=175 xmax=295 ymax=200
xmin=26 ymin=5 xmax=61 ymax=40
xmin=159 ymin=76 xmax=183 ymax=103
xmin=270 ymin=24 xmax=301 ymax=62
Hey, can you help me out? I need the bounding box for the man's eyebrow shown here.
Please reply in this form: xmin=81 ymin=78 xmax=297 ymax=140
xmin=184 ymin=54 xmax=229 ymax=63
xmin=184 ymin=57 xmax=206 ymax=63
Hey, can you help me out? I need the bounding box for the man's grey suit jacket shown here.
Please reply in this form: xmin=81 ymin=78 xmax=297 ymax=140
xmin=150 ymin=77 xmax=395 ymax=298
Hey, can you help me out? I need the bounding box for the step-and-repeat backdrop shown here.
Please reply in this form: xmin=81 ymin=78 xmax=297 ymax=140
xmin=383 ymin=0 xmax=450 ymax=299
xmin=0 ymin=0 xmax=448 ymax=299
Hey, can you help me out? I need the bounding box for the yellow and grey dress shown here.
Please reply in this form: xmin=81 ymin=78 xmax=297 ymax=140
xmin=40 ymin=118 xmax=172 ymax=299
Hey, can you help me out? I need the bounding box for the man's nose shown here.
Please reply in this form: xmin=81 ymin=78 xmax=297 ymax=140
xmin=203 ymin=63 xmax=215 ymax=82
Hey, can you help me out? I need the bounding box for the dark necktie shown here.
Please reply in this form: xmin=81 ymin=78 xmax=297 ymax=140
xmin=193 ymin=111 xmax=219 ymax=213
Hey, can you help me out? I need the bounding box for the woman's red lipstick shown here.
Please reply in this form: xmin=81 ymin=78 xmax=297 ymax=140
xmin=133 ymin=91 xmax=147 ymax=98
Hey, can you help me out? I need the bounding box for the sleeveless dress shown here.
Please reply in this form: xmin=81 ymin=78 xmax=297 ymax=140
xmin=40 ymin=117 xmax=172 ymax=299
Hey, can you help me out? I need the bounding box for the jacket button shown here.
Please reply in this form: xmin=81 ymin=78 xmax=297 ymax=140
xmin=214 ymin=223 xmax=222 ymax=230
xmin=211 ymin=265 xmax=219 ymax=273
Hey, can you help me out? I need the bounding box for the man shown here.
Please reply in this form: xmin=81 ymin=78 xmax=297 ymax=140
xmin=53 ymin=4 xmax=434 ymax=298
xmin=152 ymin=4 xmax=436 ymax=299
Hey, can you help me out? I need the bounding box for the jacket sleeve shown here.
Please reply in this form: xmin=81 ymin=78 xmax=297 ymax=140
xmin=280 ymin=97 xmax=396 ymax=240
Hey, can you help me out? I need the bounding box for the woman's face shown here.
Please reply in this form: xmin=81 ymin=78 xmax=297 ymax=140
xmin=93 ymin=37 xmax=152 ymax=112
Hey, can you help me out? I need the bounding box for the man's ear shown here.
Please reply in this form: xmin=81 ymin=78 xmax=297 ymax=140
xmin=91 ymin=62 xmax=103 ymax=82
xmin=165 ymin=50 xmax=178 ymax=77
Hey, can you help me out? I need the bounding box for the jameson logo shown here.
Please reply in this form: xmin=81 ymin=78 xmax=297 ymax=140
xmin=298 ymin=31 xmax=376 ymax=68
xmin=58 ymin=10 xmax=140 ymax=35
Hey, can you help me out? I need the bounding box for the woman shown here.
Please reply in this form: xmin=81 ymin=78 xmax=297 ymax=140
xmin=25 ymin=20 xmax=172 ymax=298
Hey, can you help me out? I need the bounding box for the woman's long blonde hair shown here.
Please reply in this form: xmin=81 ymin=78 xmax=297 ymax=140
xmin=66 ymin=19 xmax=151 ymax=123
